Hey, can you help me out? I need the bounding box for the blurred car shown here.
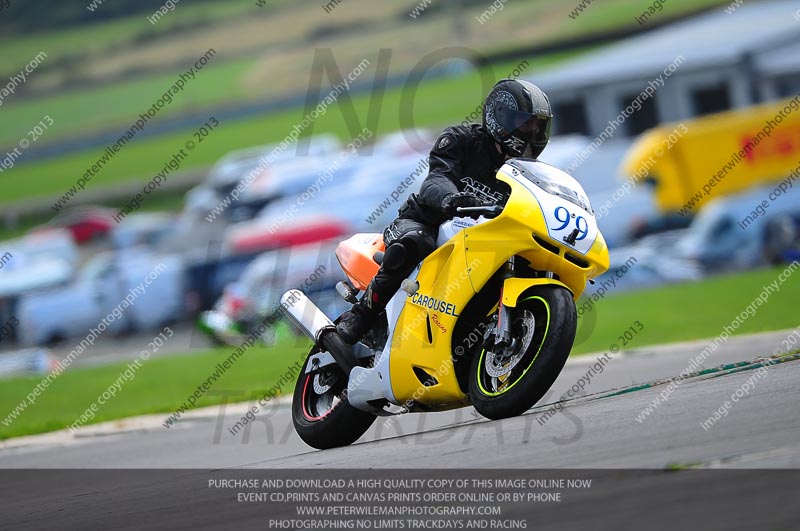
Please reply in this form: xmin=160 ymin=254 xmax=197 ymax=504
xmin=254 ymin=153 xmax=423 ymax=232
xmin=110 ymin=212 xmax=176 ymax=251
xmin=764 ymin=213 xmax=800 ymax=264
xmin=254 ymin=185 xmax=390 ymax=234
xmin=12 ymin=228 xmax=79 ymax=268
xmin=206 ymin=134 xmax=342 ymax=197
xmin=207 ymin=146 xmax=276 ymax=198
xmin=587 ymin=186 xmax=658 ymax=248
xmin=0 ymin=252 xmax=75 ymax=301
xmin=585 ymin=230 xmax=701 ymax=296
xmin=228 ymin=156 xmax=338 ymax=223
xmin=229 ymin=142 xmax=380 ymax=223
xmin=198 ymin=241 xmax=346 ymax=345
xmin=183 ymin=250 xmax=260 ymax=315
xmin=0 ymin=229 xmax=78 ymax=298
xmin=0 ymin=230 xmax=80 ymax=343
xmin=184 ymin=185 xmax=222 ymax=216
xmin=32 ymin=206 xmax=118 ymax=244
xmin=156 ymin=208 xmax=230 ymax=258
xmin=627 ymin=213 xmax=693 ymax=241
xmin=226 ymin=213 xmax=351 ymax=254
xmin=674 ymin=184 xmax=800 ymax=272
xmin=16 ymin=251 xmax=183 ymax=346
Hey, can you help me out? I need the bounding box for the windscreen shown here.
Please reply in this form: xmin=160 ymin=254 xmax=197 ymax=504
xmin=507 ymin=158 xmax=593 ymax=213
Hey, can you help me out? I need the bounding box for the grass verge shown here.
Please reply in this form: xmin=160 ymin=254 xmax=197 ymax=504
xmin=572 ymin=265 xmax=800 ymax=354
xmin=0 ymin=334 xmax=310 ymax=441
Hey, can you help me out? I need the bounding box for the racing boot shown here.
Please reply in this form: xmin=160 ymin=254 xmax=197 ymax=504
xmin=336 ymin=284 xmax=383 ymax=345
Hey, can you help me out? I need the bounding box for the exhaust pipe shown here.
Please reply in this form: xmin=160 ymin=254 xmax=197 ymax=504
xmin=280 ymin=289 xmax=335 ymax=343
xmin=279 ymin=289 xmax=357 ymax=374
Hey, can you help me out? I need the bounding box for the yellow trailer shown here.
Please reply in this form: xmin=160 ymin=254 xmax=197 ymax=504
xmin=620 ymin=95 xmax=800 ymax=215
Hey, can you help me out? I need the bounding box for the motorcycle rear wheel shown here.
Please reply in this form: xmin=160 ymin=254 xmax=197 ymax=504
xmin=468 ymin=285 xmax=576 ymax=420
xmin=292 ymin=339 xmax=376 ymax=450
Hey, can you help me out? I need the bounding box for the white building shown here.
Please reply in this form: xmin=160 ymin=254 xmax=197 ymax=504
xmin=531 ymin=0 xmax=800 ymax=138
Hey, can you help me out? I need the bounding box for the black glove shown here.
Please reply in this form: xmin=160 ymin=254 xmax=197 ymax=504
xmin=441 ymin=192 xmax=483 ymax=218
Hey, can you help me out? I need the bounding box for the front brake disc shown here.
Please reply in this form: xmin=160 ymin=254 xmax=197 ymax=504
xmin=484 ymin=310 xmax=536 ymax=378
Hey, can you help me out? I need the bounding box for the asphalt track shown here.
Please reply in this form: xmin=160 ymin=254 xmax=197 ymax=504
xmin=2 ymin=329 xmax=800 ymax=530
xmin=1 ymin=328 xmax=798 ymax=469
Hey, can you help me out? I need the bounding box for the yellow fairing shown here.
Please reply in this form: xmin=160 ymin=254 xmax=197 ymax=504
xmin=388 ymin=236 xmax=473 ymax=406
xmin=501 ymin=278 xmax=571 ymax=307
xmin=464 ymin=173 xmax=609 ymax=301
xmin=388 ymin=170 xmax=609 ymax=406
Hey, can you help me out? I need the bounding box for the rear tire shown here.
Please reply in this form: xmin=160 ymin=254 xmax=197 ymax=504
xmin=292 ymin=349 xmax=376 ymax=450
xmin=469 ymin=285 xmax=576 ymax=420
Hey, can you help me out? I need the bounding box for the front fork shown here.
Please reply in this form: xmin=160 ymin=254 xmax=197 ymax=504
xmin=488 ymin=259 xmax=561 ymax=353
xmin=491 ymin=257 xmax=516 ymax=352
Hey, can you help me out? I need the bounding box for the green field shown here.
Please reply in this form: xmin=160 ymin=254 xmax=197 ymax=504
xmin=0 ymin=0 xmax=266 ymax=74
xmin=0 ymin=0 xmax=732 ymax=207
xmin=0 ymin=54 xmax=579 ymax=206
xmin=0 ymin=58 xmax=256 ymax=147
xmin=1 ymin=265 xmax=797 ymax=440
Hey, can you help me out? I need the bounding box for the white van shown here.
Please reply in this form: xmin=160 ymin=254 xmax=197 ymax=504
xmin=16 ymin=251 xmax=184 ymax=346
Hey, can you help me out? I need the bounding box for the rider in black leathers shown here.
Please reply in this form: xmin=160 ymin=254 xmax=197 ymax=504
xmin=337 ymin=79 xmax=553 ymax=344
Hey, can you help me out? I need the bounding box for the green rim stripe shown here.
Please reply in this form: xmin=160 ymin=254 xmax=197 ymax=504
xmin=476 ymin=295 xmax=551 ymax=397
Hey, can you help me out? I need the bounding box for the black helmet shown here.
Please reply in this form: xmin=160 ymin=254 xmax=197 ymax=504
xmin=483 ymin=79 xmax=552 ymax=159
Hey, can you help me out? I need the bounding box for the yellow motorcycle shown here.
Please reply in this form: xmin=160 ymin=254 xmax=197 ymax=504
xmin=281 ymin=158 xmax=609 ymax=449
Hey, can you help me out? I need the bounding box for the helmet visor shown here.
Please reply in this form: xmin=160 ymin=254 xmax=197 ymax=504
xmin=496 ymin=107 xmax=551 ymax=145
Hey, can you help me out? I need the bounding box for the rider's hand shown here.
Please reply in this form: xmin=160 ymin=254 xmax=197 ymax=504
xmin=441 ymin=192 xmax=483 ymax=218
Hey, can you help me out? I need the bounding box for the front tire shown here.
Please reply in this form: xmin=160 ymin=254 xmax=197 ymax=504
xmin=292 ymin=345 xmax=376 ymax=450
xmin=469 ymin=285 xmax=576 ymax=420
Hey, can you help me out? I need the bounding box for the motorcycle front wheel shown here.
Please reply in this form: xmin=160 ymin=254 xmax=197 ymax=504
xmin=468 ymin=285 xmax=576 ymax=420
